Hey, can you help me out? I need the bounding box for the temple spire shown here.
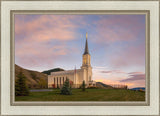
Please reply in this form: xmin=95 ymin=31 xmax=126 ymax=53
xmin=86 ymin=32 xmax=88 ymax=39
xmin=83 ymin=32 xmax=89 ymax=55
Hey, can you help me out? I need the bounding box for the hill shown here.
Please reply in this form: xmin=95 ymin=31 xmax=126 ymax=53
xmin=96 ymin=82 xmax=113 ymax=89
xmin=15 ymin=64 xmax=48 ymax=89
xmin=15 ymin=89 xmax=145 ymax=101
xmin=130 ymin=87 xmax=145 ymax=91
xmin=42 ymin=68 xmax=65 ymax=75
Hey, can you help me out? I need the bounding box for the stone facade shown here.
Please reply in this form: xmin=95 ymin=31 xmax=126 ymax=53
xmin=48 ymin=33 xmax=96 ymax=88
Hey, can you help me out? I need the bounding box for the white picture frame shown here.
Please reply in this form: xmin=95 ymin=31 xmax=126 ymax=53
xmin=1 ymin=0 xmax=159 ymax=115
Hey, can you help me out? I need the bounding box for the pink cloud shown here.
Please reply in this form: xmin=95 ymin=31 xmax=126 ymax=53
xmin=95 ymin=77 xmax=135 ymax=88
xmin=120 ymin=74 xmax=145 ymax=82
xmin=15 ymin=15 xmax=83 ymax=43
xmin=15 ymin=38 xmax=81 ymax=71
xmin=95 ymin=76 xmax=145 ymax=88
xmin=93 ymin=67 xmax=145 ymax=88
xmin=15 ymin=43 xmax=67 ymax=69
xmin=15 ymin=14 xmax=145 ymax=81
xmin=15 ymin=15 xmax=85 ymax=71
xmin=128 ymin=72 xmax=144 ymax=75
xmin=108 ymin=43 xmax=145 ymax=68
xmin=91 ymin=15 xmax=145 ymax=44
xmin=101 ymin=70 xmax=125 ymax=74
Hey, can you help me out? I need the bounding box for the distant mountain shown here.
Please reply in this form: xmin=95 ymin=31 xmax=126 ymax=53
xmin=42 ymin=68 xmax=65 ymax=75
xmin=130 ymin=87 xmax=145 ymax=91
xmin=15 ymin=64 xmax=48 ymax=89
xmin=96 ymin=82 xmax=113 ymax=89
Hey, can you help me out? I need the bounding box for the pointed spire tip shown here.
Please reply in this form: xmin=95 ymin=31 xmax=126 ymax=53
xmin=86 ymin=32 xmax=88 ymax=39
xmin=83 ymin=32 xmax=89 ymax=55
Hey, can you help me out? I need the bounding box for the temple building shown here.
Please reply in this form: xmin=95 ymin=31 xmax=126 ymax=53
xmin=48 ymin=33 xmax=96 ymax=88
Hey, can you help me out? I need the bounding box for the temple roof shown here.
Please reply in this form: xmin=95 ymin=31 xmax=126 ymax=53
xmin=50 ymin=69 xmax=82 ymax=75
xmin=83 ymin=33 xmax=90 ymax=55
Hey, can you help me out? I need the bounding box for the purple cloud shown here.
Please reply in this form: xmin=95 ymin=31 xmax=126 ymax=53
xmin=101 ymin=70 xmax=125 ymax=74
xmin=91 ymin=15 xmax=145 ymax=44
xmin=108 ymin=43 xmax=145 ymax=68
xmin=120 ymin=73 xmax=145 ymax=82
xmin=101 ymin=71 xmax=113 ymax=73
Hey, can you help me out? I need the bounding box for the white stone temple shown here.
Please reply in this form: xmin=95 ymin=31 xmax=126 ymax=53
xmin=48 ymin=33 xmax=96 ymax=88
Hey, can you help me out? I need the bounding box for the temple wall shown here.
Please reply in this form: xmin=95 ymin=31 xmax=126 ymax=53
xmin=48 ymin=69 xmax=87 ymax=88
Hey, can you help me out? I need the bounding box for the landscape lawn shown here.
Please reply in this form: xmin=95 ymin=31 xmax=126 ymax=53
xmin=15 ymin=89 xmax=145 ymax=101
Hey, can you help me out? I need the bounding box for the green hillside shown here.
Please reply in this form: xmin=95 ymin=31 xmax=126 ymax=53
xmin=15 ymin=64 xmax=48 ymax=89
xmin=15 ymin=89 xmax=145 ymax=101
xmin=15 ymin=65 xmax=66 ymax=89
xmin=96 ymin=82 xmax=113 ymax=89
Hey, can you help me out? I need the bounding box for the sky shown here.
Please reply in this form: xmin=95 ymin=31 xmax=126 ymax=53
xmin=15 ymin=14 xmax=146 ymax=88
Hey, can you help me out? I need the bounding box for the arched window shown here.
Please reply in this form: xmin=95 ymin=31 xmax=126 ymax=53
xmin=54 ymin=78 xmax=55 ymax=84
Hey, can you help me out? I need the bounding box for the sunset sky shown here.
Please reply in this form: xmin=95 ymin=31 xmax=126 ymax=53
xmin=15 ymin=14 xmax=145 ymax=88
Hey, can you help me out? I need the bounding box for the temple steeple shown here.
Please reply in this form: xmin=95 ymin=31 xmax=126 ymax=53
xmin=82 ymin=33 xmax=91 ymax=67
xmin=81 ymin=33 xmax=92 ymax=83
xmin=83 ymin=32 xmax=89 ymax=55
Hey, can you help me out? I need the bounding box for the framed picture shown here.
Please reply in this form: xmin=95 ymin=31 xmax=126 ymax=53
xmin=1 ymin=0 xmax=159 ymax=115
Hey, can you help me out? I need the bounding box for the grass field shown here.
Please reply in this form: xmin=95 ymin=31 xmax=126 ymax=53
xmin=15 ymin=89 xmax=145 ymax=101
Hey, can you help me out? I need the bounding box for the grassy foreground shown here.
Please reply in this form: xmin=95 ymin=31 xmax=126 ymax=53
xmin=15 ymin=89 xmax=145 ymax=101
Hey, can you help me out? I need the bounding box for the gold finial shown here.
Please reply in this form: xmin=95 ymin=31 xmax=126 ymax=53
xmin=86 ymin=32 xmax=88 ymax=39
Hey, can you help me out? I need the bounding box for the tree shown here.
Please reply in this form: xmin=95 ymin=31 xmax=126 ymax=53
xmin=38 ymin=78 xmax=47 ymax=88
xmin=15 ymin=71 xmax=29 ymax=96
xmin=82 ymin=80 xmax=86 ymax=91
xmin=60 ymin=78 xmax=72 ymax=95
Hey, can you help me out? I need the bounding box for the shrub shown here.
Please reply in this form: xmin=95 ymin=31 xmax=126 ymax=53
xmin=60 ymin=78 xmax=72 ymax=95
xmin=82 ymin=80 xmax=86 ymax=91
xmin=15 ymin=71 xmax=29 ymax=96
